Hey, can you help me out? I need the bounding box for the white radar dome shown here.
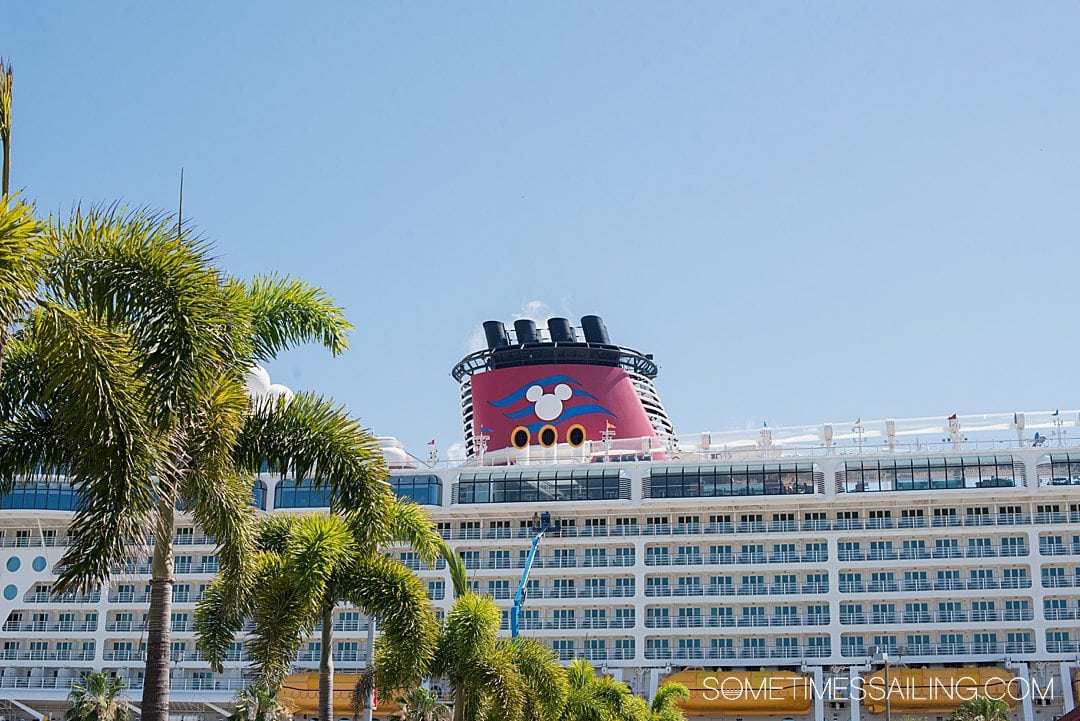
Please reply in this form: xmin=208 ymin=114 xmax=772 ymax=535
xmin=244 ymin=365 xmax=271 ymax=397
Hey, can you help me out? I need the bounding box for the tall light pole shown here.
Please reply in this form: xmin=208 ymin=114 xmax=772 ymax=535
xmin=870 ymin=646 xmax=891 ymax=721
xmin=361 ymin=618 xmax=376 ymax=721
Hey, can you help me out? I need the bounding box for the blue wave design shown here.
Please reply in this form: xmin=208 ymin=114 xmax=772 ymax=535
xmin=488 ymin=375 xmax=581 ymax=408
xmin=521 ymin=404 xmax=617 ymax=433
xmin=503 ymin=405 xmax=540 ymax=420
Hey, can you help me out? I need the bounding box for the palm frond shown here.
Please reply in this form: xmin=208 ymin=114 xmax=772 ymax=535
xmin=650 ymin=682 xmax=690 ymax=716
xmin=236 ymin=392 xmax=392 ymax=529
xmin=180 ymin=375 xmax=255 ymax=594
xmin=438 ymin=540 xmax=468 ymax=598
xmin=194 ymin=561 xmax=257 ymax=673
xmin=389 ymin=498 xmax=443 ymax=567
xmin=243 ymin=274 xmax=352 ymax=360
xmin=497 ymin=638 xmax=566 ymax=721
xmin=245 ymin=552 xmax=322 ymax=689
xmin=42 ymin=205 xmax=234 ymax=420
xmin=25 ymin=304 xmax=158 ymax=592
xmin=0 ymin=198 xmax=43 ymax=331
xmin=440 ymin=593 xmax=501 ymax=666
xmin=346 ymin=554 xmax=439 ymax=691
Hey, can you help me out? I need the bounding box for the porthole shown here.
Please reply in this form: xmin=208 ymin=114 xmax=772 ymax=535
xmin=566 ymin=424 xmax=587 ymax=448
xmin=539 ymin=425 xmax=558 ymax=448
xmin=511 ymin=427 xmax=531 ymax=450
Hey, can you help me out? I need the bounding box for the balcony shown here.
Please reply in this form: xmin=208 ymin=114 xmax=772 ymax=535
xmin=840 ymin=609 xmax=1034 ymax=624
xmin=645 ymin=613 xmax=830 ymax=629
xmin=437 ymin=512 xmax=1077 ymax=542
xmin=645 ymin=551 xmax=828 ymax=566
xmin=644 ymin=645 xmax=830 ymax=661
xmin=839 ymin=577 xmax=1031 ymax=593
xmin=22 ymin=591 xmax=101 ymax=604
xmin=837 ymin=546 xmax=1028 ymax=561
xmin=552 ymin=648 xmax=634 ymax=662
xmin=0 ymin=676 xmax=244 ymax=691
xmin=509 ymin=617 xmax=637 ymax=631
xmin=1040 ymin=542 xmax=1080 ymax=556
xmin=106 ymin=620 xmax=201 ymax=632
xmin=1042 ymin=575 xmax=1080 ymax=588
xmin=644 ymin=582 xmax=828 ymax=598
xmin=2 ymin=620 xmax=98 ymax=632
xmin=0 ymin=649 xmax=96 ymax=661
xmin=530 ymin=587 xmax=636 ymax=600
xmin=1047 ymin=640 xmax=1079 ymax=653
xmin=840 ymin=641 xmax=1036 ymax=657
xmin=461 ymin=555 xmax=635 ymax=571
xmin=1044 ymin=608 xmax=1078 ymax=621
xmin=294 ymin=649 xmax=369 ymax=663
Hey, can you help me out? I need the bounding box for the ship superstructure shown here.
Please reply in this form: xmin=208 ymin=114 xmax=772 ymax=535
xmin=1 ymin=318 xmax=1079 ymax=721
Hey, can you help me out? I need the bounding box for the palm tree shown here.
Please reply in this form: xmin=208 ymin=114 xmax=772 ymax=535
xmin=560 ymin=658 xmax=643 ymax=721
xmin=196 ymin=502 xmax=442 ymax=721
xmin=0 ymin=57 xmax=12 ymax=198
xmin=65 ymin=672 xmax=130 ymax=721
xmin=227 ymin=683 xmax=292 ymax=721
xmin=0 ymin=197 xmax=42 ymax=371
xmin=950 ymin=696 xmax=1010 ymax=721
xmin=0 ymin=206 xmax=360 ymax=721
xmin=395 ymin=687 xmax=450 ymax=721
xmin=644 ymin=682 xmax=689 ymax=721
xmin=431 ymin=591 xmax=566 ymax=721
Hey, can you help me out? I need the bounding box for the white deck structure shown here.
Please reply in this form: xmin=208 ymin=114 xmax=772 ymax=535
xmin=1 ymin=411 xmax=1078 ymax=721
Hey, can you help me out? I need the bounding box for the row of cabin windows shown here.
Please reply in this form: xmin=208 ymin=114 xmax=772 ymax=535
xmin=438 ymin=505 xmax=1075 ymax=532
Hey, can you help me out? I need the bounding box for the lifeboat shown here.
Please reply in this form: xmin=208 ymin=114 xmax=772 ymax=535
xmin=662 ymin=670 xmax=813 ymax=714
xmin=278 ymin=673 xmax=400 ymax=718
xmin=861 ymin=667 xmax=1016 ymax=714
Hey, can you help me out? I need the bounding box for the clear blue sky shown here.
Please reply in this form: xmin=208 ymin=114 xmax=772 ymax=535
xmin=7 ymin=2 xmax=1080 ymax=455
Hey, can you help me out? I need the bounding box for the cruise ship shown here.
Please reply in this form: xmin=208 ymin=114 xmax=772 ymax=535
xmin=1 ymin=314 xmax=1079 ymax=721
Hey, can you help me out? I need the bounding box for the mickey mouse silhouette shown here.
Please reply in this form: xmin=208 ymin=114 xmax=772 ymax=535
xmin=525 ymin=383 xmax=573 ymax=422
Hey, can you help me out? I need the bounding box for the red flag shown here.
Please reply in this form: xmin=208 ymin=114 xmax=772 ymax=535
xmin=947 ymin=413 xmax=957 ymax=421
xmin=427 ymin=439 xmax=436 ymax=445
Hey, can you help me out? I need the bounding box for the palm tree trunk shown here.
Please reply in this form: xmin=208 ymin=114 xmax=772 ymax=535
xmin=1 ymin=129 xmax=8 ymax=198
xmin=142 ymin=497 xmax=175 ymax=721
xmin=319 ymin=602 xmax=335 ymax=721
xmin=451 ymin=678 xmax=465 ymax=721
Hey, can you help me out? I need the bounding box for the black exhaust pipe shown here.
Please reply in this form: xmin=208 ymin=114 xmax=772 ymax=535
xmin=580 ymin=315 xmax=610 ymax=345
xmin=514 ymin=318 xmax=540 ymax=344
xmin=547 ymin=317 xmax=577 ymax=343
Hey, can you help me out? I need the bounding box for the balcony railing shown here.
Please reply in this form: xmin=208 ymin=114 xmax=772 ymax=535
xmin=840 ymin=641 xmax=1036 ymax=657
xmin=645 ymin=551 xmax=828 ymax=566
xmin=1040 ymin=542 xmax=1080 ymax=556
xmin=645 ymin=613 xmax=830 ymax=629
xmin=1047 ymin=640 xmax=1080 ymax=653
xmin=644 ymin=582 xmax=829 ymax=598
xmin=0 ymin=677 xmax=244 ymax=691
xmin=22 ymin=592 xmax=101 ymax=604
xmin=644 ymin=645 xmax=830 ymax=661
xmin=840 ymin=609 xmax=1034 ymax=624
xmin=1044 ymin=608 xmax=1079 ymax=620
xmin=1041 ymin=575 xmax=1080 ymax=588
xmin=294 ymin=649 xmax=369 ymax=663
xmin=553 ymin=648 xmax=635 ymax=662
xmin=460 ymin=555 xmax=636 ymax=571
xmin=437 ymin=513 xmax=1079 ymax=542
xmin=2 ymin=620 xmax=97 ymax=632
xmin=528 ymin=587 xmax=636 ymax=600
xmin=837 ymin=546 xmax=1028 ymax=561
xmin=506 ymin=617 xmax=637 ymax=631
xmin=839 ymin=578 xmax=1031 ymax=593
xmin=0 ymin=649 xmax=96 ymax=661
